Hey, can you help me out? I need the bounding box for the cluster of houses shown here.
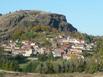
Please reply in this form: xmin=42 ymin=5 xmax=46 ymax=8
xmin=1 ymin=35 xmax=94 ymax=60
xmin=54 ymin=35 xmax=94 ymax=60
xmin=2 ymin=40 xmax=45 ymax=56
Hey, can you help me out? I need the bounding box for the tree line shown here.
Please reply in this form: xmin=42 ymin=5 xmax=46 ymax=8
xmin=0 ymin=37 xmax=103 ymax=74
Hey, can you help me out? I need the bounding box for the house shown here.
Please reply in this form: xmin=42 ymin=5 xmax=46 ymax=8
xmin=12 ymin=48 xmax=33 ymax=57
xmin=38 ymin=47 xmax=45 ymax=54
xmin=22 ymin=48 xmax=33 ymax=57
xmin=69 ymin=48 xmax=83 ymax=54
xmin=52 ymin=49 xmax=62 ymax=58
xmin=69 ymin=39 xmax=80 ymax=44
xmin=71 ymin=44 xmax=85 ymax=50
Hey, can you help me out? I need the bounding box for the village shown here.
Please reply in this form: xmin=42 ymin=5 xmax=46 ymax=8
xmin=1 ymin=35 xmax=95 ymax=60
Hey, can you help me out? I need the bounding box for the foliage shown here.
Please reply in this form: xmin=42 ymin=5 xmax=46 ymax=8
xmin=11 ymin=27 xmax=24 ymax=40
xmin=38 ymin=54 xmax=48 ymax=61
xmin=0 ymin=47 xmax=4 ymax=55
xmin=10 ymin=25 xmax=59 ymax=40
xmin=84 ymin=57 xmax=99 ymax=73
xmin=0 ymin=72 xmax=4 ymax=77
xmin=0 ymin=56 xmax=19 ymax=71
xmin=31 ymin=25 xmax=50 ymax=32
xmin=82 ymin=33 xmax=94 ymax=43
xmin=1 ymin=34 xmax=103 ymax=74
xmin=20 ymin=59 xmax=85 ymax=74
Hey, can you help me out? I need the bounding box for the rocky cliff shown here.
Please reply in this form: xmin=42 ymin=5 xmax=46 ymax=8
xmin=0 ymin=10 xmax=77 ymax=31
xmin=0 ymin=10 xmax=77 ymax=40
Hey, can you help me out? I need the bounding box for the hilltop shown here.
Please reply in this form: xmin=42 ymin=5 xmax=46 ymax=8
xmin=0 ymin=10 xmax=103 ymax=76
xmin=0 ymin=10 xmax=77 ymax=40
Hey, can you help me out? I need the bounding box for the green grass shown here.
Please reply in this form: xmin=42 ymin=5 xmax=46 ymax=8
xmin=1 ymin=72 xmax=103 ymax=77
xmin=0 ymin=72 xmax=4 ymax=77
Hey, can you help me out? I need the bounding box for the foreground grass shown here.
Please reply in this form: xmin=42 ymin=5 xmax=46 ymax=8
xmin=1 ymin=72 xmax=103 ymax=77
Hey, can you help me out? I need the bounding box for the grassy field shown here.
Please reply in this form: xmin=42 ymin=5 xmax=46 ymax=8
xmin=1 ymin=72 xmax=103 ymax=77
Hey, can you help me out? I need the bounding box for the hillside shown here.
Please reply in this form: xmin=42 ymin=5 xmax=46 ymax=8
xmin=0 ymin=10 xmax=77 ymax=40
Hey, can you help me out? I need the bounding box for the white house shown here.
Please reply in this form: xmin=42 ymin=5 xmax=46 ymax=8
xmin=52 ymin=49 xmax=62 ymax=57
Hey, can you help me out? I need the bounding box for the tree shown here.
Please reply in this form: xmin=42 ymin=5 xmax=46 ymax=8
xmin=0 ymin=47 xmax=4 ymax=56
xmin=11 ymin=27 xmax=24 ymax=40
xmin=93 ymin=38 xmax=103 ymax=71
xmin=0 ymin=55 xmax=19 ymax=71
xmin=47 ymin=52 xmax=54 ymax=61
xmin=38 ymin=54 xmax=48 ymax=61
xmin=85 ymin=57 xmax=99 ymax=73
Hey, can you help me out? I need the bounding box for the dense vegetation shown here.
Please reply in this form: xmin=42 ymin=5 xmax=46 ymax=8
xmin=11 ymin=26 xmax=58 ymax=39
xmin=21 ymin=54 xmax=100 ymax=74
xmin=1 ymin=10 xmax=103 ymax=76
xmin=24 ymin=38 xmax=103 ymax=73
xmin=0 ymin=25 xmax=102 ymax=74
xmin=0 ymin=49 xmax=19 ymax=71
xmin=0 ymin=10 xmax=78 ymax=42
xmin=0 ymin=37 xmax=103 ymax=74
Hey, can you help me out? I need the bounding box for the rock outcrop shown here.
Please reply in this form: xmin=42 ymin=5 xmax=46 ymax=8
xmin=0 ymin=10 xmax=77 ymax=32
xmin=0 ymin=10 xmax=77 ymax=41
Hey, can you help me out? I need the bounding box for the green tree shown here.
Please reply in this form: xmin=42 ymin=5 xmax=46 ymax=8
xmin=85 ymin=57 xmax=99 ymax=73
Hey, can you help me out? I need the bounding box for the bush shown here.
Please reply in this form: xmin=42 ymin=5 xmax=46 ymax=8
xmin=84 ymin=57 xmax=99 ymax=73
xmin=0 ymin=56 xmax=19 ymax=71
xmin=0 ymin=72 xmax=4 ymax=77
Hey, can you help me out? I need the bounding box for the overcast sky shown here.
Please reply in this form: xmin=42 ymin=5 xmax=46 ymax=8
xmin=0 ymin=0 xmax=103 ymax=35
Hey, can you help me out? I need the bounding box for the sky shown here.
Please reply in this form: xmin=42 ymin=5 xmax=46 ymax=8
xmin=0 ymin=0 xmax=103 ymax=36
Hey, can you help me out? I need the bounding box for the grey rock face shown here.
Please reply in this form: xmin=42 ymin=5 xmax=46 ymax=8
xmin=0 ymin=10 xmax=77 ymax=32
